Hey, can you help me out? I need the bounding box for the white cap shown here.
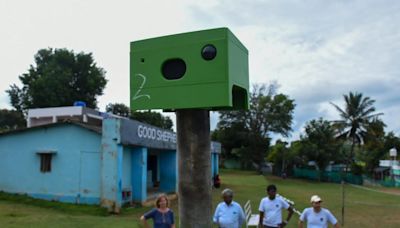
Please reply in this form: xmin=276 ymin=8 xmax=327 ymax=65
xmin=310 ymin=195 xmax=322 ymax=203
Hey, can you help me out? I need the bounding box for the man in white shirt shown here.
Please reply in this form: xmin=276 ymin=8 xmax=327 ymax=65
xmin=258 ymin=184 xmax=293 ymax=228
xmin=298 ymin=195 xmax=340 ymax=228
xmin=213 ymin=188 xmax=246 ymax=228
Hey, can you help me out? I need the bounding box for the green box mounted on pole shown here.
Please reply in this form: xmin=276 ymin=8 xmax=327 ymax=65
xmin=130 ymin=27 xmax=249 ymax=111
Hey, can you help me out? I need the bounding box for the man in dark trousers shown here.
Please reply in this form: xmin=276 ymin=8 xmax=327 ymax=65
xmin=258 ymin=184 xmax=294 ymax=228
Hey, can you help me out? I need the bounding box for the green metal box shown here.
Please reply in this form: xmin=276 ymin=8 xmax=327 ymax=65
xmin=130 ymin=28 xmax=249 ymax=111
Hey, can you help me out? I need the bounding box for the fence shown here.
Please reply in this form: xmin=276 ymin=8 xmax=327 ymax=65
xmin=293 ymin=168 xmax=363 ymax=185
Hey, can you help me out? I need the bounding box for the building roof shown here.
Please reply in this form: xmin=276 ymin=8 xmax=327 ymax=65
xmin=0 ymin=120 xmax=102 ymax=136
xmin=2 ymin=106 xmax=221 ymax=152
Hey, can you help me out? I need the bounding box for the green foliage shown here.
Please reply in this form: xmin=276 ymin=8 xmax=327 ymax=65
xmin=7 ymin=48 xmax=107 ymax=111
xmin=131 ymin=111 xmax=173 ymax=131
xmin=105 ymin=103 xmax=131 ymax=117
xmin=331 ymin=92 xmax=382 ymax=168
xmin=212 ymin=116 xmax=250 ymax=161
xmin=351 ymin=162 xmax=364 ymax=175
xmin=214 ymin=83 xmax=295 ymax=169
xmin=267 ymin=140 xmax=298 ymax=175
xmin=106 ymin=103 xmax=173 ymax=130
xmin=359 ymin=131 xmax=400 ymax=174
xmin=0 ymin=109 xmax=26 ymax=132
xmin=383 ymin=132 xmax=400 ymax=155
xmin=299 ymin=118 xmax=343 ymax=172
xmin=359 ymin=118 xmax=386 ymax=173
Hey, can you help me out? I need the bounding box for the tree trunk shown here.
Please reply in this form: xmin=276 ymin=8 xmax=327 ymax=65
xmin=346 ymin=137 xmax=356 ymax=174
xmin=176 ymin=109 xmax=212 ymax=228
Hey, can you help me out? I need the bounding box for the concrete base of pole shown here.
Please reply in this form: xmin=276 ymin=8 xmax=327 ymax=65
xmin=176 ymin=109 xmax=212 ymax=228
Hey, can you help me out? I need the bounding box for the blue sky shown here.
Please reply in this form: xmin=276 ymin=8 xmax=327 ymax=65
xmin=1 ymin=0 xmax=399 ymax=141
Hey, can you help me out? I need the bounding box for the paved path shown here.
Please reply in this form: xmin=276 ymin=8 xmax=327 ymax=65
xmin=350 ymin=184 xmax=400 ymax=196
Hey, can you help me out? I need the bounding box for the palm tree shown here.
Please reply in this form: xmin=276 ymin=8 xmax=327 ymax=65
xmin=330 ymin=92 xmax=383 ymax=171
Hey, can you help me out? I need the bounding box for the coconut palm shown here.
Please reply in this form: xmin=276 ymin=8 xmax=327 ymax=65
xmin=330 ymin=92 xmax=383 ymax=169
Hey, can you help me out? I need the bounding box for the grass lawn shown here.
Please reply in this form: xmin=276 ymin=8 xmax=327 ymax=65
xmin=1 ymin=169 xmax=400 ymax=227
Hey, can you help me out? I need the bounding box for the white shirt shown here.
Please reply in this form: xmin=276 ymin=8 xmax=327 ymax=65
xmin=258 ymin=196 xmax=290 ymax=227
xmin=300 ymin=207 xmax=338 ymax=228
xmin=213 ymin=201 xmax=246 ymax=228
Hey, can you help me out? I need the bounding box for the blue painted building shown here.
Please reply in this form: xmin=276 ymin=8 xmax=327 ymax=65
xmin=0 ymin=107 xmax=220 ymax=212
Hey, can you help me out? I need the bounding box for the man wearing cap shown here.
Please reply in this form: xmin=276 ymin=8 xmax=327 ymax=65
xmin=213 ymin=188 xmax=246 ymax=228
xmin=298 ymin=195 xmax=339 ymax=228
xmin=258 ymin=184 xmax=293 ymax=228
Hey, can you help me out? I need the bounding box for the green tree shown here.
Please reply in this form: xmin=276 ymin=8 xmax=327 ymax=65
xmin=105 ymin=103 xmax=131 ymax=117
xmin=215 ymin=83 xmax=295 ymax=169
xmin=267 ymin=140 xmax=296 ymax=175
xmin=211 ymin=121 xmax=249 ymax=162
xmin=131 ymin=111 xmax=173 ymax=131
xmin=106 ymin=103 xmax=173 ymax=130
xmin=288 ymin=140 xmax=307 ymax=166
xmin=383 ymin=132 xmax=400 ymax=160
xmin=359 ymin=118 xmax=386 ymax=173
xmin=0 ymin=109 xmax=26 ymax=132
xmin=7 ymin=48 xmax=107 ymax=111
xmin=331 ymin=92 xmax=382 ymax=169
xmin=300 ymin=118 xmax=342 ymax=173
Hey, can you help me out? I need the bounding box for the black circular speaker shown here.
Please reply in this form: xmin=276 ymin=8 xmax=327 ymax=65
xmin=161 ymin=58 xmax=186 ymax=80
xmin=201 ymin=44 xmax=217 ymax=60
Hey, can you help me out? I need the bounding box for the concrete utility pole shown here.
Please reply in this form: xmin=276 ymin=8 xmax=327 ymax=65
xmin=177 ymin=109 xmax=212 ymax=228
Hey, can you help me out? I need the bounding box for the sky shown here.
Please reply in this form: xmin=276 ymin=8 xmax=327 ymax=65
xmin=1 ymin=0 xmax=399 ymax=142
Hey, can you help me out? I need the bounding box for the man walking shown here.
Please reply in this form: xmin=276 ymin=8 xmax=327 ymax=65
xmin=298 ymin=195 xmax=339 ymax=228
xmin=259 ymin=184 xmax=293 ymax=228
xmin=213 ymin=188 xmax=246 ymax=228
